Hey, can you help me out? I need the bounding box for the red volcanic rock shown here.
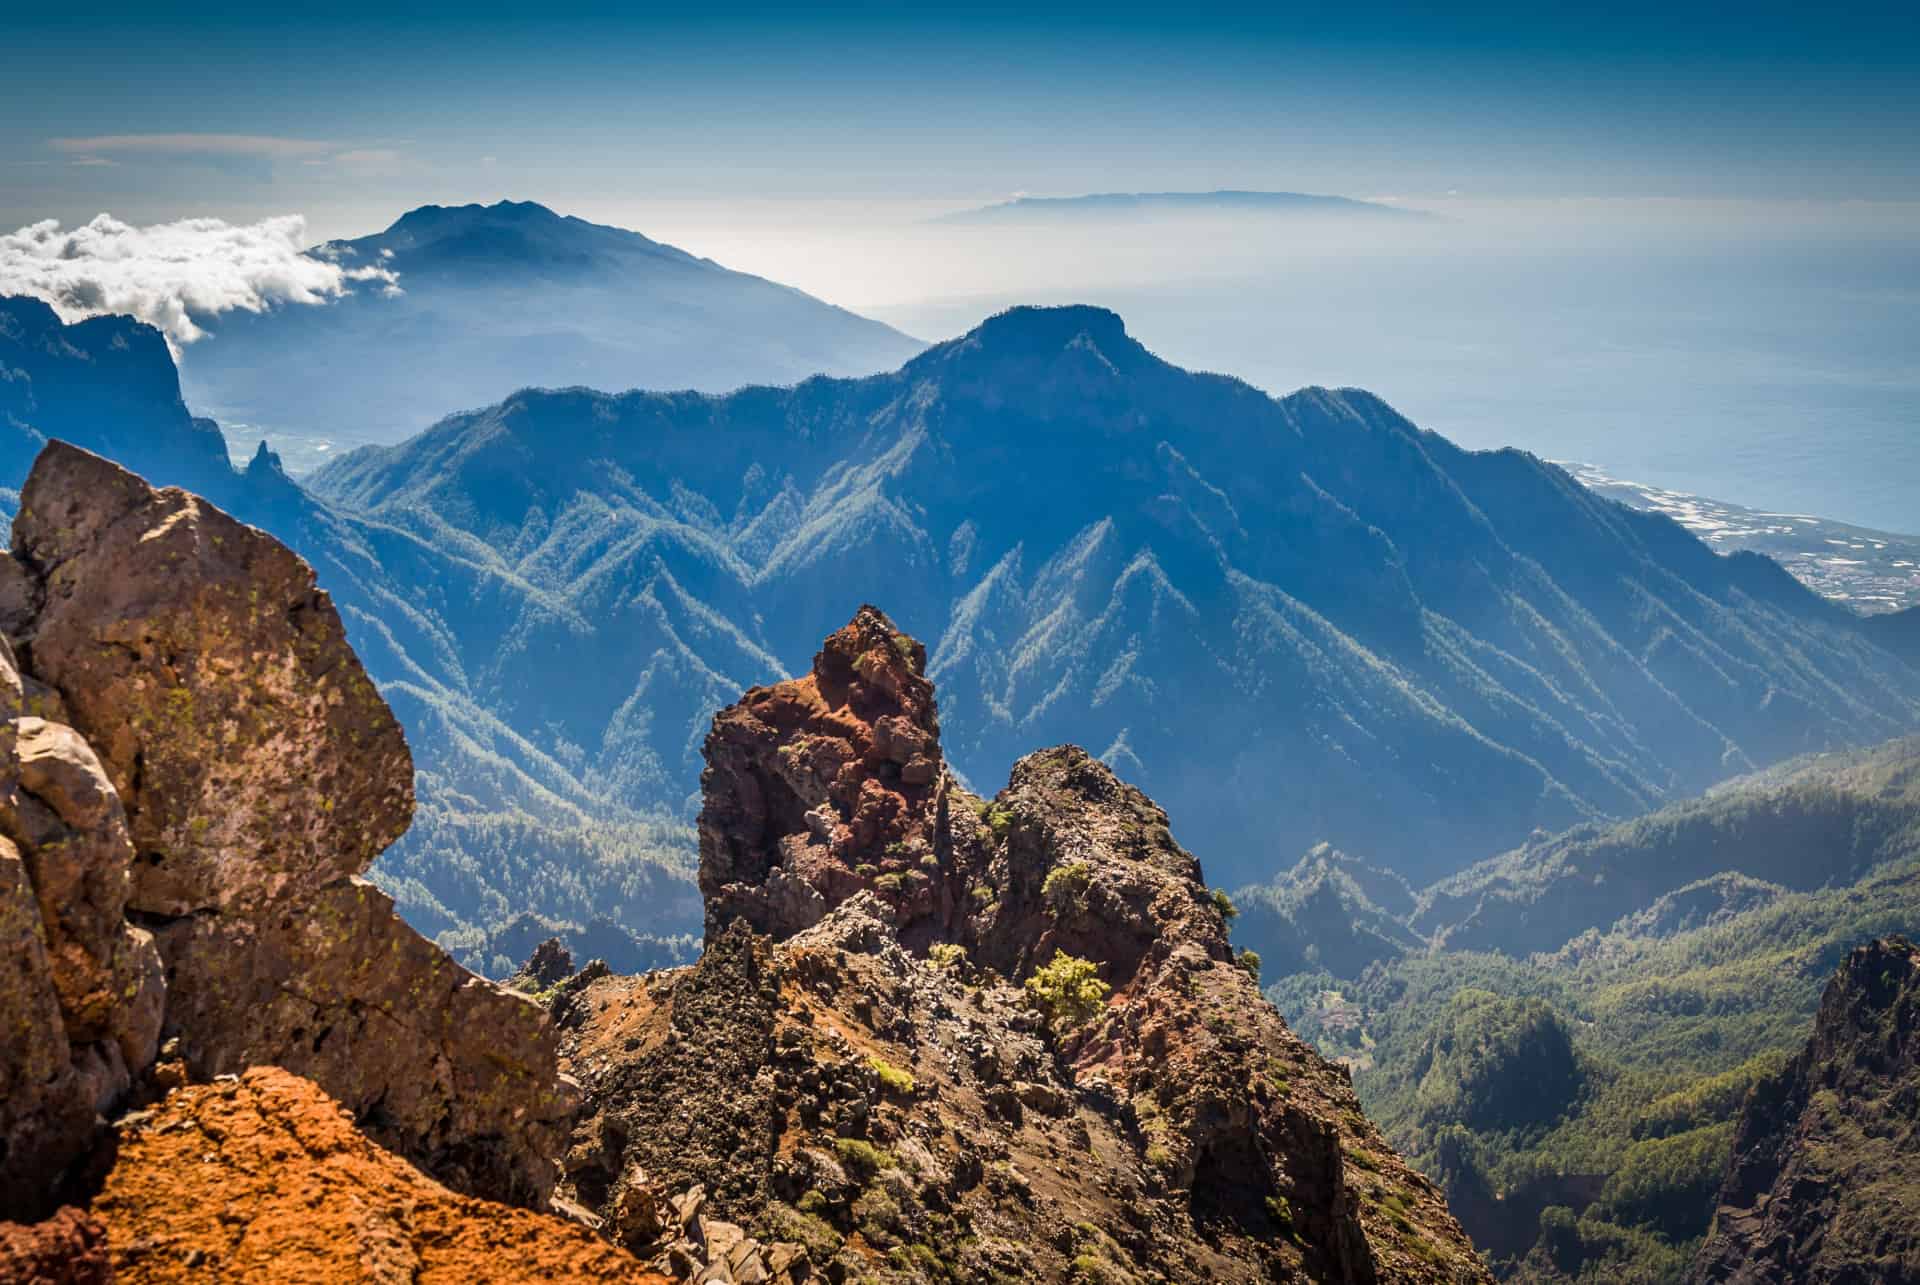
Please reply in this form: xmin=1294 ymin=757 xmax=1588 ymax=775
xmin=563 ymin=606 xmax=1492 ymax=1283
xmin=699 ymin=603 xmax=955 ymax=942
xmin=95 ymin=1067 xmax=660 ymax=1285
xmin=0 ymin=1207 xmax=110 ymax=1284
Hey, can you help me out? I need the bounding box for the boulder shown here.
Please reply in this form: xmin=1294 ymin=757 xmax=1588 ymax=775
xmin=14 ymin=440 xmax=412 ymax=917
xmin=153 ymin=877 xmax=574 ymax=1205
xmin=0 ymin=443 xmax=568 ymax=1209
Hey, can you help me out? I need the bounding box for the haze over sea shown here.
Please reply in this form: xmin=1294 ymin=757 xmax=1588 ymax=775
xmin=649 ymin=199 xmax=1919 ymax=536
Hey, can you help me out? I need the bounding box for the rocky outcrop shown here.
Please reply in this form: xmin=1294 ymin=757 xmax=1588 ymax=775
xmin=0 ymin=441 xmax=568 ymax=1214
xmin=1689 ymin=936 xmax=1920 ymax=1284
xmin=699 ymin=605 xmax=949 ymax=943
xmin=93 ymin=1067 xmax=661 ymax=1283
xmin=15 ymin=437 xmax=413 ymax=916
xmin=560 ymin=605 xmax=1490 ymax=1282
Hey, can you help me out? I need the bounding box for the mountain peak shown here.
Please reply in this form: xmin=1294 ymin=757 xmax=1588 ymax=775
xmin=912 ymin=304 xmax=1151 ymax=381
xmin=566 ymin=604 xmax=1491 ymax=1280
xmin=384 ymin=198 xmax=562 ymax=234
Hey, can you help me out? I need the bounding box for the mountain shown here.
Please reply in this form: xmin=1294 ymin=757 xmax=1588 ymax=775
xmin=171 ymin=200 xmax=925 ymax=470
xmin=1870 ymin=604 xmax=1920 ymax=666
xmin=1232 ymin=844 xmax=1424 ymax=979
xmin=1265 ymin=736 xmax=1920 ymax=1280
xmin=1413 ymin=736 xmax=1920 ymax=958
xmin=311 ymin=303 xmax=1920 ymax=893
xmin=544 ymin=605 xmax=1491 ymax=1282
xmin=0 ymin=295 xmax=234 ymax=508
xmin=936 ymin=189 xmax=1437 ymax=223
xmin=1689 ymin=935 xmax=1920 ymax=1283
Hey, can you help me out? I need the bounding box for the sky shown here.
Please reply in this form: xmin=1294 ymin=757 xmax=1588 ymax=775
xmin=4 ymin=1 xmax=1919 ymax=243
xmin=3 ymin=2 xmax=1917 ymax=532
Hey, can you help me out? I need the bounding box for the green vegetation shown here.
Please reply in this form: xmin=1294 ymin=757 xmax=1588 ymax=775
xmin=385 ymin=796 xmax=700 ymax=977
xmin=1209 ymin=888 xmax=1239 ymax=921
xmin=833 ymin=1136 xmax=897 ymax=1181
xmin=1241 ymin=739 xmax=1920 ymax=1280
xmin=1236 ymin=947 xmax=1262 ymax=980
xmin=1024 ymin=949 xmax=1111 ymax=1028
xmin=1411 ymin=990 xmax=1583 ymax=1135
xmin=926 ymin=942 xmax=968 ymax=971
xmin=868 ymin=1054 xmax=917 ymax=1097
xmin=1043 ymin=861 xmax=1093 ymax=914
xmin=1271 ymin=848 xmax=1920 ymax=1281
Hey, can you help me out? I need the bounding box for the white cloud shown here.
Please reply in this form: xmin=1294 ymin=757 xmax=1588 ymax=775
xmin=0 ymin=213 xmax=399 ymax=350
xmin=48 ymin=134 xmax=338 ymax=159
xmin=45 ymin=135 xmax=407 ymax=175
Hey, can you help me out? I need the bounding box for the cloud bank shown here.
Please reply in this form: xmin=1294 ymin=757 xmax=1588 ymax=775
xmin=0 ymin=213 xmax=398 ymax=348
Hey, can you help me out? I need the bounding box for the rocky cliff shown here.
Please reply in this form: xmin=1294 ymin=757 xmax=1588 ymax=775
xmin=0 ymin=442 xmax=570 ymax=1222
xmin=554 ymin=606 xmax=1491 ymax=1282
xmin=1689 ymin=935 xmax=1920 ymax=1284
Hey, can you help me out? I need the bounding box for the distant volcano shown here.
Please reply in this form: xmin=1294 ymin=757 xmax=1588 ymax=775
xmin=934 ymin=189 xmax=1437 ymax=223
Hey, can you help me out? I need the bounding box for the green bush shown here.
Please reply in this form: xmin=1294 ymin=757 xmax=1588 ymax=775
xmin=1236 ymin=948 xmax=1263 ymax=980
xmin=833 ymin=1137 xmax=896 ymax=1181
xmin=1043 ymin=861 xmax=1094 ymax=914
xmin=1209 ymin=888 xmax=1239 ymax=921
xmin=1024 ymin=949 xmax=1111 ymax=1027
xmin=869 ymin=1055 xmax=917 ymax=1097
xmin=927 ymin=942 xmax=968 ymax=971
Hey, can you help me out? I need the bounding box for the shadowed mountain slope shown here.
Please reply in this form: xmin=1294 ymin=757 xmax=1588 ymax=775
xmin=1690 ymin=935 xmax=1920 ymax=1284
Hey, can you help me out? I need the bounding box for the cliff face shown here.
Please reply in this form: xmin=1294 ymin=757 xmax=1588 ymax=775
xmin=0 ymin=442 xmax=569 ymax=1218
xmin=1690 ymin=936 xmax=1920 ymax=1284
xmin=558 ymin=605 xmax=1491 ymax=1283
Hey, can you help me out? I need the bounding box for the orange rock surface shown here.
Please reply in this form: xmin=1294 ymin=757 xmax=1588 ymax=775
xmin=95 ymin=1067 xmax=662 ymax=1284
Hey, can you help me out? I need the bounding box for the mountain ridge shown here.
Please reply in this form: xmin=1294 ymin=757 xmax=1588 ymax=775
xmin=311 ymin=303 xmax=1920 ymax=894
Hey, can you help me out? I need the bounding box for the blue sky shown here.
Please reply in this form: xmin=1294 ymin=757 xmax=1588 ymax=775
xmin=5 ymin=1 xmax=1918 ymax=240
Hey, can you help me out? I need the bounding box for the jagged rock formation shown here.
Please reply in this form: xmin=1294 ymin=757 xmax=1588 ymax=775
xmin=1689 ymin=936 xmax=1920 ymax=1284
xmin=92 ymin=1067 xmax=660 ymax=1283
xmin=699 ymin=608 xmax=948 ymax=943
xmin=0 ymin=441 xmax=568 ymax=1216
xmin=557 ymin=605 xmax=1490 ymax=1282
